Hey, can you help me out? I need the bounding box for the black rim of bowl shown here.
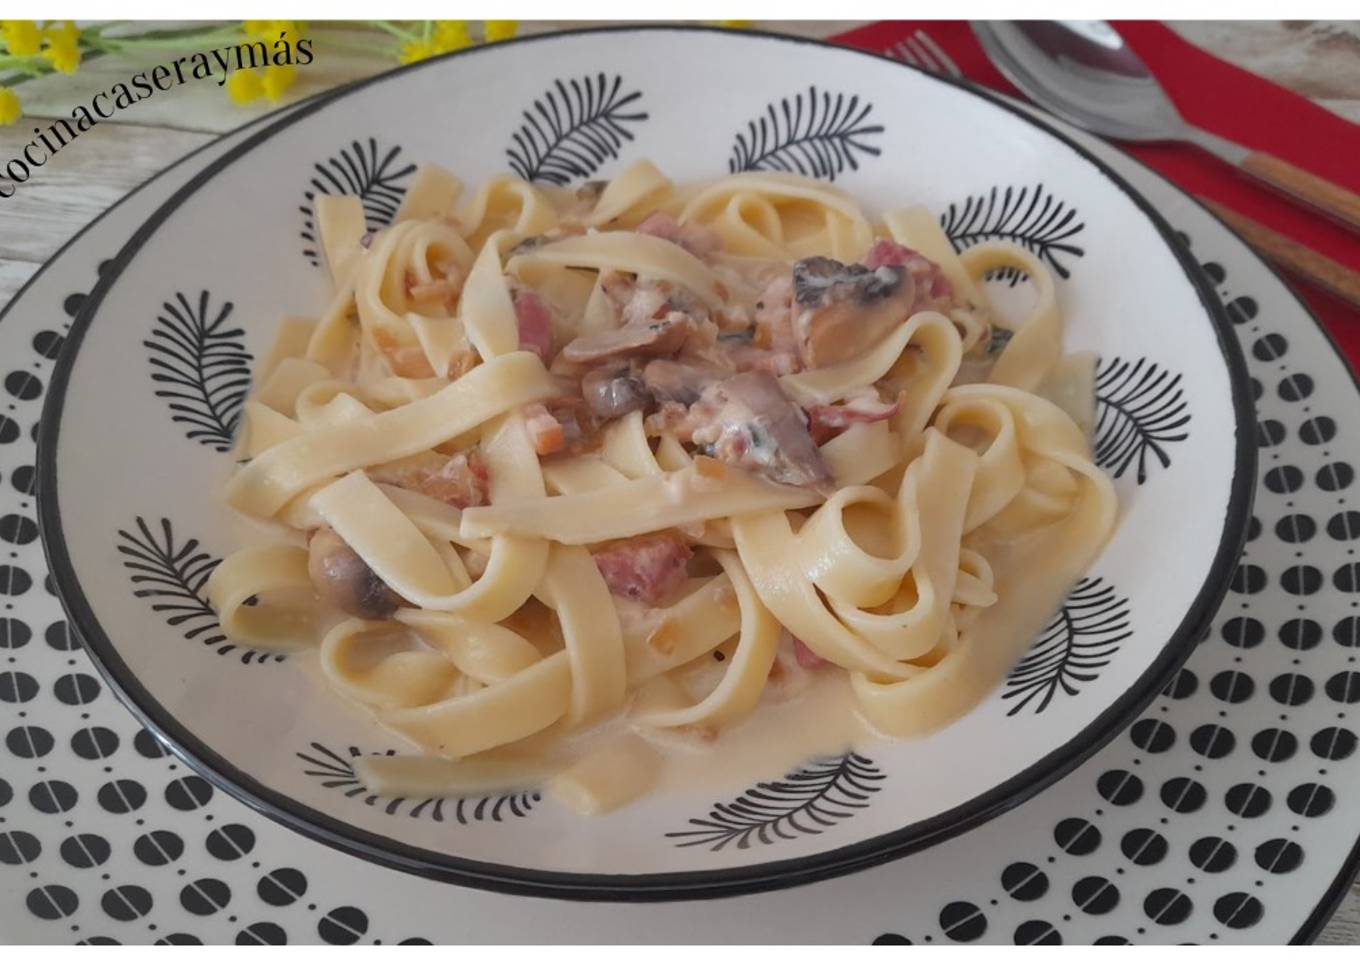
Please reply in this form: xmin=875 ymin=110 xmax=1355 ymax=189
xmin=37 ymin=25 xmax=1259 ymax=902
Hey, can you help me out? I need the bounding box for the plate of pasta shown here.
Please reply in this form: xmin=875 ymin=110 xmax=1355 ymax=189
xmin=38 ymin=27 xmax=1253 ymax=899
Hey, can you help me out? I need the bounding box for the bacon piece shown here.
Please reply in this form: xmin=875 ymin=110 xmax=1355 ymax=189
xmin=790 ymin=634 xmax=827 ymax=669
xmin=644 ymin=400 xmax=692 ymax=439
xmin=389 ymin=348 xmax=435 ymax=378
xmin=690 ymin=372 xmax=835 ymax=495
xmin=636 ymin=212 xmax=723 ymax=259
xmin=863 ymin=239 xmax=913 ymax=269
xmin=427 ymin=451 xmax=490 ymax=508
xmin=524 ymin=402 xmax=565 ymax=456
xmin=864 ymin=240 xmax=954 ymax=306
xmin=636 ymin=211 xmax=680 ymax=241
xmin=404 ymin=259 xmax=467 ymax=316
xmin=372 ymin=328 xmax=436 ymax=378
xmin=753 ymin=273 xmax=798 ymax=355
xmin=446 ymin=348 xmax=480 ymax=379
xmin=370 ymin=451 xmax=490 ymax=509
xmin=806 ymin=392 xmax=901 ymax=444
xmin=513 ymin=289 xmax=554 ymax=361
xmin=408 ymin=276 xmax=462 ymax=301
xmin=514 ymin=394 xmax=602 ymax=459
xmin=767 ymin=630 xmax=819 ymax=697
xmin=694 ymin=455 xmax=727 ymax=481
xmin=592 ymin=532 xmax=694 ymax=606
xmin=546 ymin=395 xmax=599 ymax=455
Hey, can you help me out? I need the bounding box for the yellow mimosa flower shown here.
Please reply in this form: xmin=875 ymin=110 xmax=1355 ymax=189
xmin=41 ymin=20 xmax=82 ymax=74
xmin=226 ymin=68 xmax=263 ymax=105
xmin=1 ymin=19 xmax=43 ymax=56
xmin=261 ymin=64 xmax=297 ymax=101
xmin=433 ymin=20 xmax=471 ymax=53
xmin=43 ymin=19 xmax=79 ymax=45
xmin=484 ymin=21 xmax=518 ymax=43
xmin=244 ymin=20 xmax=304 ymax=39
xmin=0 ymin=86 xmax=21 ymax=126
xmin=399 ymin=38 xmax=438 ymax=65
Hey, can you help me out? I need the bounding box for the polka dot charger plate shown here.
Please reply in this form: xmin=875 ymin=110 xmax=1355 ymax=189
xmin=3 ymin=49 xmax=1358 ymax=946
xmin=31 ymin=29 xmax=1253 ymax=901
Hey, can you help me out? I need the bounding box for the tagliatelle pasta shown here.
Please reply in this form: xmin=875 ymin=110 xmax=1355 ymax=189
xmin=206 ymin=161 xmax=1116 ymax=815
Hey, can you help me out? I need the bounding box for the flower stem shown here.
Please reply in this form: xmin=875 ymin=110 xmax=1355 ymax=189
xmin=312 ymin=34 xmax=387 ymax=56
xmin=0 ymin=48 xmax=110 ymax=89
xmin=91 ymin=26 xmax=244 ymax=52
xmin=82 ymin=20 xmax=129 ymax=36
xmin=0 ymin=62 xmax=49 ymax=83
xmin=365 ymin=20 xmax=419 ymax=42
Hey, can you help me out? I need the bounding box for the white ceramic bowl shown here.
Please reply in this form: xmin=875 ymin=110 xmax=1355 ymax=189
xmin=38 ymin=27 xmax=1254 ymax=900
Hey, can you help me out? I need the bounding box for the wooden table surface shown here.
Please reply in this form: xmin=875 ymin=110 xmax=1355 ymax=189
xmin=1 ymin=19 xmax=1357 ymax=944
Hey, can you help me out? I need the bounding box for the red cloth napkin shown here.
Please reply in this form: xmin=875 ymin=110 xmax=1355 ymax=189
xmin=828 ymin=20 xmax=1360 ymax=371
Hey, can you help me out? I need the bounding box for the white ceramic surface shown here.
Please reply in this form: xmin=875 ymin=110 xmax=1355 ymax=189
xmin=34 ymin=29 xmax=1250 ymax=897
xmin=3 ymin=38 xmax=1358 ymax=944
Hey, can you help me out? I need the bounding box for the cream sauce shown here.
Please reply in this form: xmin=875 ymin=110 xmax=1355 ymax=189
xmin=257 ymin=444 xmax=1101 ymax=813
xmin=320 ymin=547 xmax=1082 ymax=811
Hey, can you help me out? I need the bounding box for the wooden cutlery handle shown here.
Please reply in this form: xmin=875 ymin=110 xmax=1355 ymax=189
xmin=1199 ymin=196 xmax=1360 ymax=311
xmin=1239 ymin=151 xmax=1360 ymax=234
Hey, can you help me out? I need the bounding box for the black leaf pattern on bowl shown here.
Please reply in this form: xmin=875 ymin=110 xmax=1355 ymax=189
xmin=1003 ymin=577 xmax=1132 ymax=715
xmin=728 ymin=86 xmax=883 ymax=182
xmin=297 ymin=743 xmax=539 ymax=823
xmin=300 ymin=138 xmax=416 ymax=266
xmin=665 ymin=751 xmax=884 ymax=850
xmin=144 ymin=291 xmax=252 ymax=453
xmin=1094 ymin=357 xmax=1191 ymax=484
xmin=940 ymin=184 xmax=1085 ymax=284
xmin=505 ymin=73 xmax=648 ymax=185
xmin=116 ymin=517 xmax=283 ymax=665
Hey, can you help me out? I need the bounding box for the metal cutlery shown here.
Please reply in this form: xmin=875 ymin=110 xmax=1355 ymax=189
xmin=887 ymin=31 xmax=963 ymax=79
xmin=884 ymin=23 xmax=1360 ymax=310
xmin=969 ymin=21 xmax=1360 ymax=236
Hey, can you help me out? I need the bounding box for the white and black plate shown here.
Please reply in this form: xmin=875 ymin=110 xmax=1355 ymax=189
xmin=32 ymin=28 xmax=1251 ymax=897
xmin=1 ymin=29 xmax=1356 ymax=942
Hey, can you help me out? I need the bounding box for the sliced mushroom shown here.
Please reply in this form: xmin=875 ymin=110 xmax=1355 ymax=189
xmin=368 ymin=451 xmax=490 ymax=509
xmin=581 ymin=364 xmax=651 ymax=419
xmin=695 ymin=372 xmax=835 ymax=495
xmin=307 ymin=527 xmax=402 ymax=620
xmin=508 ymin=224 xmax=588 ymax=257
xmin=576 ymin=180 xmax=608 ymax=204
xmin=792 ymin=256 xmax=916 ymax=369
xmin=560 ymin=313 xmax=694 ymax=364
xmin=641 ymin=359 xmax=726 ymax=406
xmin=508 ymin=235 xmax=547 ymax=257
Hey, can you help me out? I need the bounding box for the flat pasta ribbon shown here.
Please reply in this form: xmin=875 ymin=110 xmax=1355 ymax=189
xmin=206 ymin=159 xmax=1117 ymax=813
